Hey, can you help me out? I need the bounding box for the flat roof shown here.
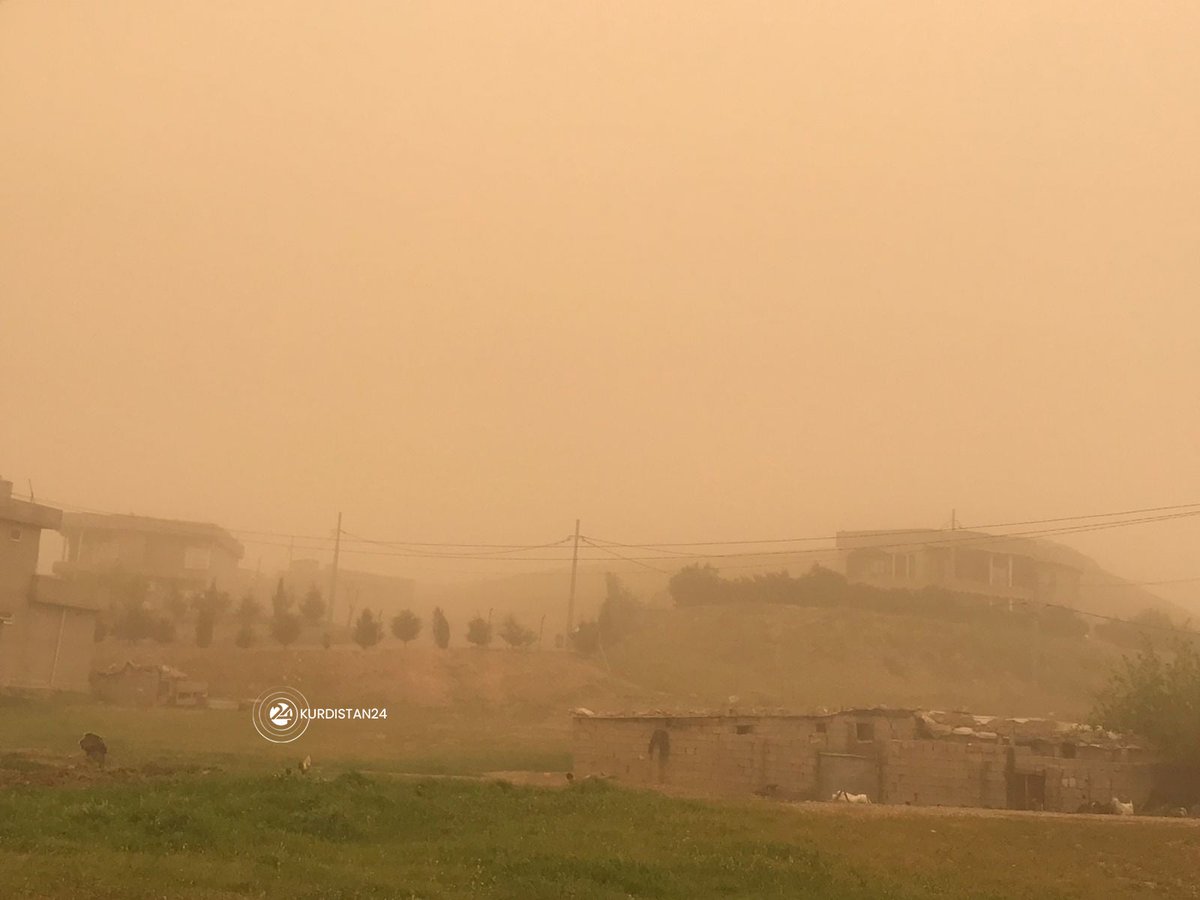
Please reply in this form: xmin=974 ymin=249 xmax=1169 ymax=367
xmin=61 ymin=512 xmax=243 ymax=558
xmin=0 ymin=496 xmax=62 ymax=531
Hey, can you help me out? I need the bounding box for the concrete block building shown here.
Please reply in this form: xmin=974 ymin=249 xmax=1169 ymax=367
xmin=56 ymin=511 xmax=244 ymax=594
xmin=0 ymin=479 xmax=98 ymax=692
xmin=835 ymin=529 xmax=1085 ymax=607
xmin=572 ymin=707 xmax=1156 ymax=812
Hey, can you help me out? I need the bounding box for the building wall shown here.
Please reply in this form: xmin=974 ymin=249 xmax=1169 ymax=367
xmin=573 ymin=712 xmax=914 ymax=799
xmin=881 ymin=739 xmax=1011 ymax=808
xmin=0 ymin=514 xmax=40 ymax=615
xmin=0 ymin=602 xmax=94 ymax=693
xmin=93 ymin=669 xmax=165 ymax=706
xmin=63 ymin=528 xmax=241 ymax=592
xmin=574 ymin=714 xmax=1156 ymax=811
xmin=1029 ymin=754 xmax=1156 ymax=811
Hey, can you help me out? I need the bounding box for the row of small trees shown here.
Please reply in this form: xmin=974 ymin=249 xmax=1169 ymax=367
xmin=340 ymin=607 xmax=538 ymax=650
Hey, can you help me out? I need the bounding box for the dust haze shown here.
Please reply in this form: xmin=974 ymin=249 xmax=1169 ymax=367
xmin=3 ymin=2 xmax=1198 ymax=608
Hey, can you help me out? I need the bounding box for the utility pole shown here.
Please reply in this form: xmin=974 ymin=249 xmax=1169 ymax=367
xmin=565 ymin=518 xmax=581 ymax=641
xmin=950 ymin=508 xmax=957 ymax=530
xmin=327 ymin=512 xmax=342 ymax=627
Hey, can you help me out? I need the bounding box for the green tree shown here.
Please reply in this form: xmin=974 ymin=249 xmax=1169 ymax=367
xmin=1093 ymin=638 xmax=1200 ymax=766
xmin=431 ymin=606 xmax=450 ymax=649
xmin=271 ymin=578 xmax=292 ymax=618
xmin=234 ymin=624 xmax=257 ymax=648
xmin=352 ymin=609 xmax=383 ymax=649
xmin=192 ymin=583 xmax=227 ymax=648
xmin=299 ymin=586 xmax=326 ymax=625
xmin=570 ymin=619 xmax=601 ymax=655
xmin=466 ymin=614 xmax=493 ymax=648
xmin=270 ymin=611 xmax=302 ymax=647
xmin=668 ymin=563 xmax=725 ymax=607
xmin=235 ymin=594 xmax=263 ymax=627
xmin=499 ymin=614 xmax=535 ymax=649
xmin=390 ymin=609 xmax=422 ymax=645
xmin=598 ymin=573 xmax=643 ymax=645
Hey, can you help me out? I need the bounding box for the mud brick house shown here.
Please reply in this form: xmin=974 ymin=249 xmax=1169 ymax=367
xmin=0 ymin=479 xmax=98 ymax=692
xmin=572 ymin=707 xmax=1157 ymax=812
xmin=91 ymin=661 xmax=201 ymax=707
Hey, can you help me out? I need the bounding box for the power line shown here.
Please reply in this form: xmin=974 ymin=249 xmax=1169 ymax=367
xmin=579 ymin=536 xmax=673 ymax=575
xmin=581 ymin=501 xmax=1200 ymax=550
xmin=581 ymin=510 xmax=1200 ymax=561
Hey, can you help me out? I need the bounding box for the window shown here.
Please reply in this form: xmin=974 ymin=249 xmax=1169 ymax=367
xmin=855 ymin=722 xmax=875 ymax=742
xmin=183 ymin=546 xmax=212 ymax=571
xmin=9 ymin=528 xmax=20 ymax=542
xmin=989 ymin=554 xmax=1012 ymax=588
xmin=735 ymin=724 xmax=754 ymax=735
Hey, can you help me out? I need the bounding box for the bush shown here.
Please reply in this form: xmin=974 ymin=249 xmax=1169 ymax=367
xmin=390 ymin=610 xmax=422 ymax=644
xmin=499 ymin=615 xmax=535 ymax=649
xmin=352 ymin=610 xmax=383 ymax=649
xmin=299 ymin=587 xmax=326 ymax=626
xmin=1093 ymin=638 xmax=1200 ymax=766
xmin=234 ymin=625 xmax=257 ymax=648
xmin=466 ymin=615 xmax=493 ymax=648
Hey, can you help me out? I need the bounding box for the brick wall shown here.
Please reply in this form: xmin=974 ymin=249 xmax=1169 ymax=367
xmin=572 ymin=714 xmax=1158 ymax=812
xmin=882 ymin=739 xmax=1010 ymax=808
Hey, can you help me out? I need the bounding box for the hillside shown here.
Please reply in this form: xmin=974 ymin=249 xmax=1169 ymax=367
xmin=94 ymin=602 xmax=1132 ymax=723
xmin=602 ymin=603 xmax=1128 ymax=720
xmin=91 ymin=642 xmax=663 ymax=715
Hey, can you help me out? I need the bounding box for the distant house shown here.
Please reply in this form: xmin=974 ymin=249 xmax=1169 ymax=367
xmin=835 ymin=529 xmax=1083 ymax=607
xmin=56 ymin=512 xmax=244 ymax=594
xmin=0 ymin=479 xmax=98 ymax=692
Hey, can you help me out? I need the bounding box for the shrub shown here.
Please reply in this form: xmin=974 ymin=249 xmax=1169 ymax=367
xmin=466 ymin=615 xmax=493 ymax=648
xmin=390 ymin=610 xmax=422 ymax=644
xmin=499 ymin=615 xmax=535 ymax=649
xmin=352 ymin=610 xmax=383 ymax=649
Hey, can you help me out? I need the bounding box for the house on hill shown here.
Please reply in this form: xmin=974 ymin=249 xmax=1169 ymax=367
xmin=56 ymin=511 xmax=244 ymax=594
xmin=835 ymin=529 xmax=1084 ymax=607
xmin=572 ymin=706 xmax=1158 ymax=812
xmin=0 ymin=479 xmax=98 ymax=692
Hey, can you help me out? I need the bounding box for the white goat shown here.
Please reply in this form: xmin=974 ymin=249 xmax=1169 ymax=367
xmin=831 ymin=790 xmax=871 ymax=804
xmin=1110 ymin=798 xmax=1134 ymax=816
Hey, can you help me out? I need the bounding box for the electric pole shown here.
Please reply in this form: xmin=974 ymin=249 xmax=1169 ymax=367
xmin=327 ymin=512 xmax=342 ymax=627
xmin=566 ymin=518 xmax=580 ymax=641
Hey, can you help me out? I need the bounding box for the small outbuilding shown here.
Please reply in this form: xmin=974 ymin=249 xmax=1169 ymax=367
xmin=91 ymin=661 xmax=203 ymax=707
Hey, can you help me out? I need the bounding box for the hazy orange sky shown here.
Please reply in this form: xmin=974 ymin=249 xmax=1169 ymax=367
xmin=2 ymin=3 xmax=1198 ymax=603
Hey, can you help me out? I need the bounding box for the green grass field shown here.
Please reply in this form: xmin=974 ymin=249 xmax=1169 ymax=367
xmin=0 ymin=696 xmax=570 ymax=776
xmin=1 ymin=773 xmax=1197 ymax=899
